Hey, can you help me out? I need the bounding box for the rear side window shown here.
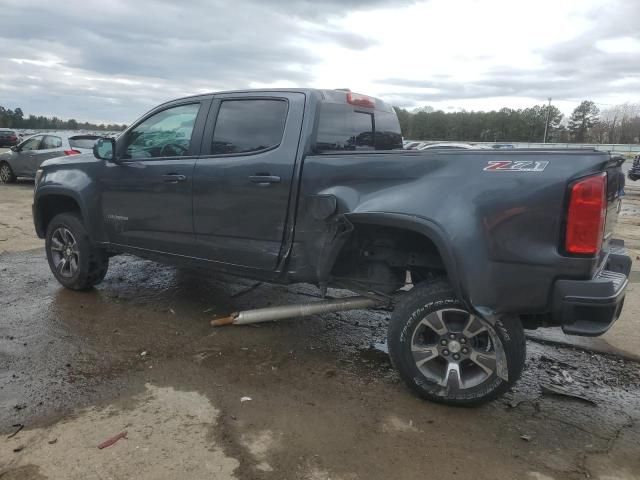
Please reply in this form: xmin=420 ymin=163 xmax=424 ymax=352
xmin=316 ymin=104 xmax=374 ymax=151
xmin=315 ymin=103 xmax=403 ymax=152
xmin=69 ymin=136 xmax=100 ymax=149
xmin=211 ymin=99 xmax=288 ymax=155
xmin=42 ymin=136 xmax=62 ymax=149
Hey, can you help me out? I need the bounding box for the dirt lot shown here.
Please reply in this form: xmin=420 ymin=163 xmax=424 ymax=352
xmin=0 ymin=180 xmax=42 ymax=253
xmin=1 ymin=178 xmax=640 ymax=480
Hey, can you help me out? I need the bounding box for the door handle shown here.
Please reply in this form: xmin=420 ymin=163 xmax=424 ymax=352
xmin=249 ymin=174 xmax=281 ymax=185
xmin=162 ymin=174 xmax=186 ymax=183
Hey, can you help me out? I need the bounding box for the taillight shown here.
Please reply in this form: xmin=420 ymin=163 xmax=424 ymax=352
xmin=64 ymin=149 xmax=81 ymax=156
xmin=565 ymin=173 xmax=607 ymax=255
xmin=346 ymin=92 xmax=375 ymax=108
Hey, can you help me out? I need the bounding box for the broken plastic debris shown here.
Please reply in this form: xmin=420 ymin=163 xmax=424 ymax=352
xmin=140 ymin=351 xmax=148 ymax=357
xmin=240 ymin=396 xmax=252 ymax=403
xmin=540 ymin=383 xmax=597 ymax=406
xmin=520 ymin=434 xmax=532 ymax=442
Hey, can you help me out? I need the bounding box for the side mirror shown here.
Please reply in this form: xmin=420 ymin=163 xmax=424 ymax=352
xmin=10 ymin=146 xmax=17 ymax=152
xmin=93 ymin=137 xmax=116 ymax=162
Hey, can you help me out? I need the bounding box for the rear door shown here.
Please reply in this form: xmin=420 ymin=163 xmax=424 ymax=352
xmin=193 ymin=92 xmax=305 ymax=270
xmin=100 ymin=98 xmax=210 ymax=255
xmin=30 ymin=135 xmax=64 ymax=172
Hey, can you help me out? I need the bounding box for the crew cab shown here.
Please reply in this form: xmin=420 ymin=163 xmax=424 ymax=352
xmin=32 ymin=89 xmax=630 ymax=405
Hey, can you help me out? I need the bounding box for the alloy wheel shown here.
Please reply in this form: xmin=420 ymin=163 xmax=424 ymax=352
xmin=410 ymin=308 xmax=499 ymax=390
xmin=50 ymin=227 xmax=80 ymax=278
xmin=0 ymin=165 xmax=10 ymax=182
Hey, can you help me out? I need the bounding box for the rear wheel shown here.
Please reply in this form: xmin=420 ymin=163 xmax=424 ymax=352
xmin=45 ymin=213 xmax=109 ymax=290
xmin=0 ymin=162 xmax=16 ymax=183
xmin=388 ymin=281 xmax=526 ymax=406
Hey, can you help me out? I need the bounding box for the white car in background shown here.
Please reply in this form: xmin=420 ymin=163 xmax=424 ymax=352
xmin=416 ymin=142 xmax=487 ymax=150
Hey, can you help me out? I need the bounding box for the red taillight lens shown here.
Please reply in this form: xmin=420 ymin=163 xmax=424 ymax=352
xmin=346 ymin=92 xmax=375 ymax=108
xmin=64 ymin=149 xmax=81 ymax=156
xmin=565 ymin=173 xmax=607 ymax=255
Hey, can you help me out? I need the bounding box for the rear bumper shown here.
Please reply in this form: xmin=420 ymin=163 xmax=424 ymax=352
xmin=552 ymin=240 xmax=631 ymax=336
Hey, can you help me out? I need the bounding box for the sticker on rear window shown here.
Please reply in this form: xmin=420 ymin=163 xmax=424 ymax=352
xmin=484 ymin=160 xmax=548 ymax=172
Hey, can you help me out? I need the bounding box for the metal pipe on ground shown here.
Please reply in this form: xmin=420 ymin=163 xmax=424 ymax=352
xmin=211 ymin=296 xmax=381 ymax=326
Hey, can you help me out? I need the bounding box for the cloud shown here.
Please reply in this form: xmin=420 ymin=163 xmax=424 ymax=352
xmin=370 ymin=0 xmax=640 ymax=112
xmin=0 ymin=0 xmax=638 ymax=122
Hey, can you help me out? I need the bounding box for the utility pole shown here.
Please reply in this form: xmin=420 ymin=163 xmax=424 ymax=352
xmin=543 ymin=97 xmax=552 ymax=143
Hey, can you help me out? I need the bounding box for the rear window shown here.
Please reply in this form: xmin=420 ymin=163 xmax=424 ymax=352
xmin=211 ymin=99 xmax=288 ymax=155
xmin=69 ymin=136 xmax=100 ymax=149
xmin=315 ymin=103 xmax=402 ymax=152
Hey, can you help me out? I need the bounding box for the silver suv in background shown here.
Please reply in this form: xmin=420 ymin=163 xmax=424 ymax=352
xmin=0 ymin=133 xmax=101 ymax=183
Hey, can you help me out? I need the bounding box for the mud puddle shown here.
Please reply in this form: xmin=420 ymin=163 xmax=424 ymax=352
xmin=2 ymin=250 xmax=640 ymax=479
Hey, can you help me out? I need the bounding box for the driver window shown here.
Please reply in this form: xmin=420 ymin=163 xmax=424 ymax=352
xmin=20 ymin=136 xmax=43 ymax=151
xmin=123 ymin=103 xmax=200 ymax=159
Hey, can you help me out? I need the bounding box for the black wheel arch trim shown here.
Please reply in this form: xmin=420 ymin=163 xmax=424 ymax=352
xmin=33 ymin=187 xmax=89 ymax=239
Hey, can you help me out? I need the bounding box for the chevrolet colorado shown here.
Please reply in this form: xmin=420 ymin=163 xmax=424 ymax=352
xmin=32 ymin=89 xmax=630 ymax=405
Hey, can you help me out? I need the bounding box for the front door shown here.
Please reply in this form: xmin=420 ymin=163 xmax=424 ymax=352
xmin=100 ymin=99 xmax=210 ymax=256
xmin=11 ymin=135 xmax=44 ymax=176
xmin=193 ymin=92 xmax=305 ymax=270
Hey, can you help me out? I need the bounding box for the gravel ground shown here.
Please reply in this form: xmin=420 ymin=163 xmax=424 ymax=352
xmin=1 ymin=179 xmax=639 ymax=480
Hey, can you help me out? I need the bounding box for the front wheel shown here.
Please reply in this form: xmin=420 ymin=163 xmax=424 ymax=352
xmin=388 ymin=281 xmax=526 ymax=406
xmin=45 ymin=213 xmax=109 ymax=290
xmin=0 ymin=162 xmax=16 ymax=183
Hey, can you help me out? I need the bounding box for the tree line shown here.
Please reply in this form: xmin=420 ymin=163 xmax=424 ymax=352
xmin=394 ymin=101 xmax=640 ymax=144
xmin=0 ymin=106 xmax=126 ymax=132
xmin=2 ymin=100 xmax=639 ymax=143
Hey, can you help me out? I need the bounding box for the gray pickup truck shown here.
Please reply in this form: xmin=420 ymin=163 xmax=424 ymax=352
xmin=32 ymin=89 xmax=630 ymax=406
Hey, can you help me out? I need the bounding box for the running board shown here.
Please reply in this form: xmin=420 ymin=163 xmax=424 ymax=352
xmin=211 ymin=296 xmax=382 ymax=326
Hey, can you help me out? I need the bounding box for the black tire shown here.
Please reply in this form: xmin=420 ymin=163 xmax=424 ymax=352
xmin=628 ymin=174 xmax=638 ymax=182
xmin=388 ymin=281 xmax=525 ymax=406
xmin=45 ymin=213 xmax=109 ymax=290
xmin=0 ymin=162 xmax=16 ymax=183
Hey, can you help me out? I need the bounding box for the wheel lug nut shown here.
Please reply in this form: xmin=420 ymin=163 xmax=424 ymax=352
xmin=460 ymin=338 xmax=466 ymax=344
xmin=443 ymin=349 xmax=449 ymax=356
xmin=449 ymin=333 xmax=456 ymax=339
xmin=462 ymin=348 xmax=468 ymax=354
xmin=453 ymin=354 xmax=460 ymax=360
xmin=440 ymin=339 xmax=448 ymax=346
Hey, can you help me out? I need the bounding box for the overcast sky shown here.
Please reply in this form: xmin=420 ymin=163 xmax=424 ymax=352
xmin=1 ymin=0 xmax=639 ymax=123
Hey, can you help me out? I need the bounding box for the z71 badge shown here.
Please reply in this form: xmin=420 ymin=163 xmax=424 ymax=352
xmin=483 ymin=160 xmax=549 ymax=172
